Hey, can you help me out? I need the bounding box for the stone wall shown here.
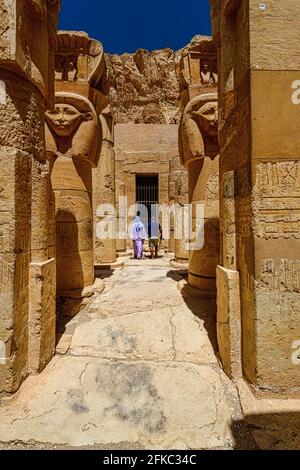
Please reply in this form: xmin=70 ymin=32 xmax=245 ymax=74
xmin=0 ymin=0 xmax=60 ymax=395
xmin=211 ymin=0 xmax=300 ymax=392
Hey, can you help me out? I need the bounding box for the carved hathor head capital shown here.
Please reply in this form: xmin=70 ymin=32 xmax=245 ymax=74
xmin=45 ymin=92 xmax=101 ymax=166
xmin=179 ymin=93 xmax=219 ymax=166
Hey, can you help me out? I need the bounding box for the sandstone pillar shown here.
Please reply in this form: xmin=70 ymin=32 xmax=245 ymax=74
xmin=46 ymin=31 xmax=109 ymax=296
xmin=211 ymin=0 xmax=300 ymax=391
xmin=94 ymin=106 xmax=117 ymax=264
xmin=168 ymin=155 xmax=189 ymax=263
xmin=0 ymin=0 xmax=59 ymax=394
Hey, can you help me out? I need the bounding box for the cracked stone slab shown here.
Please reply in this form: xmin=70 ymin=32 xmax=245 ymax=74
xmin=0 ymin=357 xmax=232 ymax=449
xmin=88 ymin=287 xmax=183 ymax=319
xmin=171 ymin=306 xmax=218 ymax=364
xmin=118 ymin=267 xmax=174 ymax=283
xmin=70 ymin=306 xmax=218 ymax=364
xmin=70 ymin=309 xmax=174 ymax=360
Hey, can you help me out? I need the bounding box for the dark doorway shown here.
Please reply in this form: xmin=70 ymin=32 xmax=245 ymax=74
xmin=136 ymin=175 xmax=159 ymax=227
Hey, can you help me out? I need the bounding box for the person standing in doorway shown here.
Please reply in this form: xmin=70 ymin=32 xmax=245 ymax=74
xmin=129 ymin=211 xmax=147 ymax=260
xmin=148 ymin=216 xmax=162 ymax=259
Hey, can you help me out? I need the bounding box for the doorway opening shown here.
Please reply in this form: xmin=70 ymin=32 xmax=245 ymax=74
xmin=136 ymin=174 xmax=159 ymax=228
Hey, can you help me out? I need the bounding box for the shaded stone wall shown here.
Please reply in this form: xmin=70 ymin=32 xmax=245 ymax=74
xmin=0 ymin=0 xmax=60 ymax=395
xmin=211 ymin=0 xmax=300 ymax=392
xmin=168 ymin=155 xmax=189 ymax=261
xmin=93 ymin=106 xmax=117 ymax=265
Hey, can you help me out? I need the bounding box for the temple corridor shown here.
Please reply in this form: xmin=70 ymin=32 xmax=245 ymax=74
xmin=0 ymin=256 xmax=251 ymax=449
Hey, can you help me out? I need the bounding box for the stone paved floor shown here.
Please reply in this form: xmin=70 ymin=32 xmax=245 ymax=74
xmin=0 ymin=255 xmax=250 ymax=449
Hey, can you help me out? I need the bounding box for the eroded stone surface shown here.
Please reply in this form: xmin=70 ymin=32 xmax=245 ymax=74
xmin=0 ymin=258 xmax=233 ymax=449
xmin=0 ymin=357 xmax=231 ymax=449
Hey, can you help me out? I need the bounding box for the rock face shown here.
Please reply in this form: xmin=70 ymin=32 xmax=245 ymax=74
xmin=107 ymin=36 xmax=213 ymax=125
xmin=107 ymin=48 xmax=180 ymax=124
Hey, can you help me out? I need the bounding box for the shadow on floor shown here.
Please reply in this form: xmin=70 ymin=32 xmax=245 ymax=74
xmin=94 ymin=269 xmax=115 ymax=280
xmin=231 ymin=412 xmax=300 ymax=450
xmin=166 ymin=269 xmax=188 ymax=282
xmin=167 ymin=270 xmax=218 ymax=354
xmin=55 ymin=295 xmax=87 ymax=340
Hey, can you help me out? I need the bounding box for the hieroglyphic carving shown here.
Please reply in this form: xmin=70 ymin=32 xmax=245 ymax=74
xmin=54 ymin=31 xmax=108 ymax=94
xmin=255 ymin=161 xmax=300 ymax=196
xmin=260 ymin=259 xmax=300 ymax=293
xmin=178 ymin=42 xmax=217 ymax=91
xmin=253 ymin=161 xmax=300 ymax=239
xmin=205 ymin=173 xmax=219 ymax=207
xmin=55 ymin=54 xmax=78 ymax=81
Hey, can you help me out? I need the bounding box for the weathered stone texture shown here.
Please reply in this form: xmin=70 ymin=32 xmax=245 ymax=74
xmin=216 ymin=266 xmax=242 ymax=379
xmin=93 ymin=106 xmax=116 ymax=264
xmin=211 ymin=0 xmax=300 ymax=392
xmin=0 ymin=0 xmax=59 ymax=395
xmin=107 ymin=48 xmax=180 ymax=124
xmin=0 ymin=0 xmax=60 ymax=104
xmin=47 ymin=31 xmax=109 ymax=294
xmin=107 ymin=36 xmax=213 ymax=125
xmin=28 ymin=258 xmax=56 ymax=374
xmin=179 ymin=91 xmax=219 ymax=295
xmin=168 ymin=155 xmax=188 ymax=261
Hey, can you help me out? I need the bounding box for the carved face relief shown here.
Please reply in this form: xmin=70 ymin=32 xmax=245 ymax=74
xmin=46 ymin=104 xmax=92 ymax=137
xmin=193 ymin=101 xmax=218 ymax=138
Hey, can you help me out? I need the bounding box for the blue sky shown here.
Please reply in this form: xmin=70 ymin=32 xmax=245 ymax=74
xmin=58 ymin=0 xmax=211 ymax=54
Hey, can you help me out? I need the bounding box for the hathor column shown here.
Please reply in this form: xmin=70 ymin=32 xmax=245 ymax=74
xmin=0 ymin=0 xmax=60 ymax=394
xmin=178 ymin=38 xmax=219 ymax=296
xmin=46 ymin=31 xmax=109 ymax=296
xmin=211 ymin=0 xmax=300 ymax=390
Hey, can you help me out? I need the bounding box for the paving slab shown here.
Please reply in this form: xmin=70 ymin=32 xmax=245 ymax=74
xmin=0 ymin=357 xmax=232 ymax=449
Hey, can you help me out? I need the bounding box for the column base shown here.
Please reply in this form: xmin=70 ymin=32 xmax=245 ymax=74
xmin=95 ymin=259 xmax=124 ymax=271
xmin=187 ymin=271 xmax=216 ymax=298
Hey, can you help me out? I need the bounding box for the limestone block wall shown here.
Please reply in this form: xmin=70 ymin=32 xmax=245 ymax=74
xmin=0 ymin=0 xmax=60 ymax=395
xmin=211 ymin=0 xmax=300 ymax=392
